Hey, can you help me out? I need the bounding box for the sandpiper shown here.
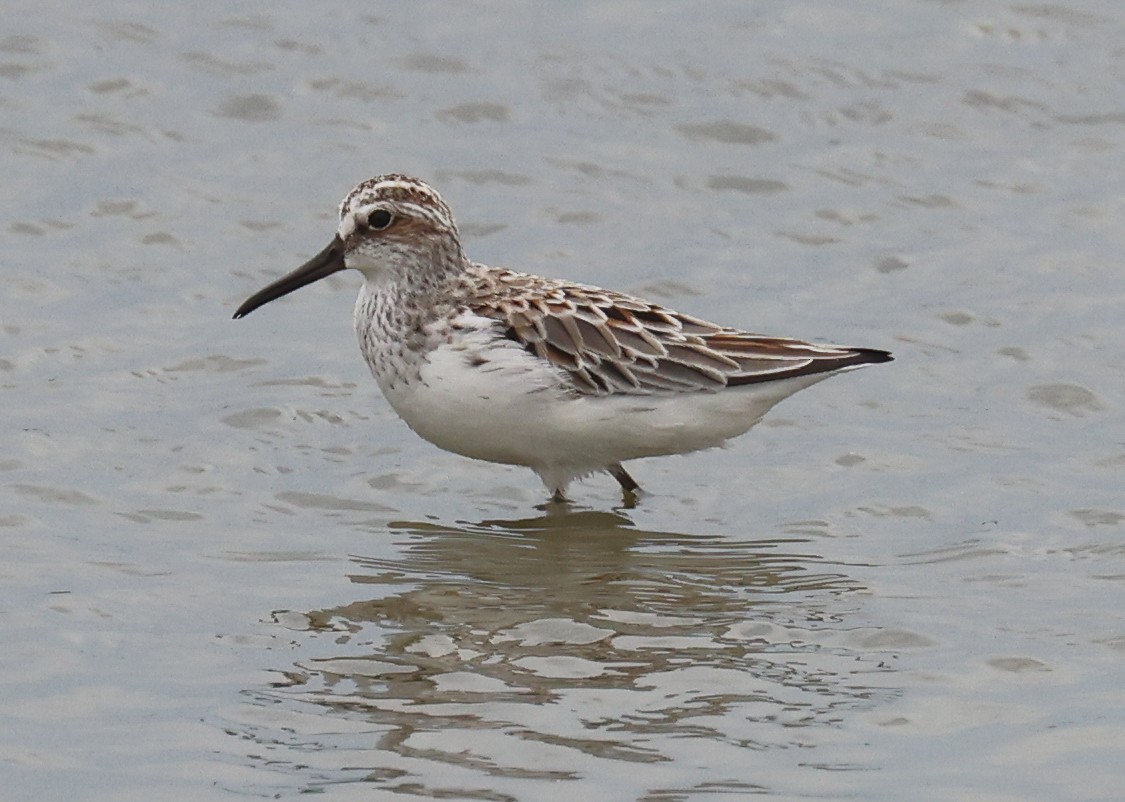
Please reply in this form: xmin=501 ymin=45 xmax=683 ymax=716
xmin=234 ymin=174 xmax=892 ymax=501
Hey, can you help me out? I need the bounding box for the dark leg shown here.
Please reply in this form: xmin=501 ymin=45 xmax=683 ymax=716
xmin=608 ymin=463 xmax=640 ymax=494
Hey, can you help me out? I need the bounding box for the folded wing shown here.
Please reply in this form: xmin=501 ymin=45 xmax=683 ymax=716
xmin=464 ymin=265 xmax=892 ymax=396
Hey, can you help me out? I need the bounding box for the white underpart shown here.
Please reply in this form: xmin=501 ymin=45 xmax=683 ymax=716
xmin=361 ymin=308 xmax=841 ymax=494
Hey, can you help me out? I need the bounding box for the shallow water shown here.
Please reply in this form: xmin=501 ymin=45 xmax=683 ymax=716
xmin=3 ymin=2 xmax=1125 ymax=800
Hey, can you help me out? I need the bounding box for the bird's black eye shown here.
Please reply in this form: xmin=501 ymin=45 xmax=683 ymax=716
xmin=366 ymin=209 xmax=394 ymax=230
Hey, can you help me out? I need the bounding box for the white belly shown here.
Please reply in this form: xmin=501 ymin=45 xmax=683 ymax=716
xmin=372 ymin=326 xmax=831 ymax=475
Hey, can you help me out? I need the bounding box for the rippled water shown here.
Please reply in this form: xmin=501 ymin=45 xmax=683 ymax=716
xmin=4 ymin=2 xmax=1125 ymax=800
xmin=244 ymin=515 xmax=885 ymax=795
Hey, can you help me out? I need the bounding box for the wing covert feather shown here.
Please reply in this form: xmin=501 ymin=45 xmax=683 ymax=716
xmin=462 ymin=265 xmax=890 ymax=396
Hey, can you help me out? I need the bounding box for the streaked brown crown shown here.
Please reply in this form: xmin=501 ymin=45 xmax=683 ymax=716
xmin=340 ymin=174 xmax=457 ymax=233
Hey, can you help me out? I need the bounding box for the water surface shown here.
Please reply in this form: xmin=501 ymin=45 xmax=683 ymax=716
xmin=3 ymin=2 xmax=1124 ymax=800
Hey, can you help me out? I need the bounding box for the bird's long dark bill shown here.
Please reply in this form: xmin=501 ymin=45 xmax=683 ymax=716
xmin=233 ymin=235 xmax=346 ymax=319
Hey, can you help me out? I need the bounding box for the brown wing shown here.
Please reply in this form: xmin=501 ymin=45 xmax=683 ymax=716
xmin=462 ymin=264 xmax=892 ymax=396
